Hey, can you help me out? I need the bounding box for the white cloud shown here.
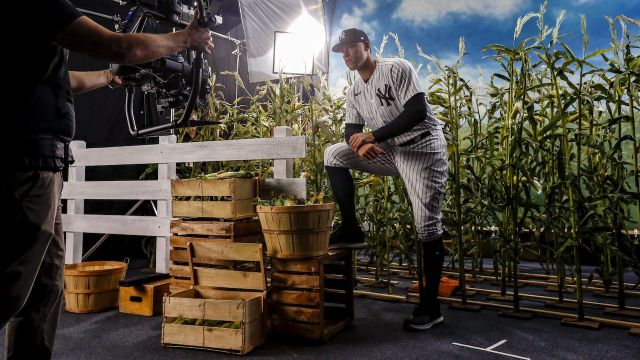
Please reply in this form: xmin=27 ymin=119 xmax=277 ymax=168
xmin=338 ymin=13 xmax=379 ymax=39
xmin=329 ymin=54 xmax=352 ymax=96
xmin=418 ymin=53 xmax=483 ymax=87
xmin=335 ymin=0 xmax=380 ymax=41
xmin=362 ymin=0 xmax=377 ymax=14
xmin=330 ymin=75 xmax=350 ymax=97
xmin=392 ymin=0 xmax=528 ymax=26
xmin=571 ymin=0 xmax=596 ymax=5
xmin=410 ymin=51 xmax=504 ymax=103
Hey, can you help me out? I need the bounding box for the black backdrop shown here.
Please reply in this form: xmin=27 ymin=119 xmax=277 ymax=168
xmin=67 ymin=0 xmax=251 ymax=263
xmin=69 ymin=0 xmax=252 ymax=145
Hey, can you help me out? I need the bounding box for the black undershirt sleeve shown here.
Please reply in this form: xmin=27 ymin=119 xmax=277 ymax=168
xmin=344 ymin=123 xmax=364 ymax=143
xmin=371 ymin=92 xmax=428 ymax=143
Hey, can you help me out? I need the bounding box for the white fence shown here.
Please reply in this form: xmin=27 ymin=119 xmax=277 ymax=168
xmin=62 ymin=126 xmax=306 ymax=273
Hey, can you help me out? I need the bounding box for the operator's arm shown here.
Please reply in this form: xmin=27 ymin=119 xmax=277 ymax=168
xmin=69 ymin=70 xmax=122 ymax=94
xmin=370 ymin=93 xmax=427 ymax=143
xmin=54 ymin=13 xmax=213 ymax=65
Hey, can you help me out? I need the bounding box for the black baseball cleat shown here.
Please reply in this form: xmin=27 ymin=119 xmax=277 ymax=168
xmin=328 ymin=225 xmax=366 ymax=249
xmin=402 ymin=306 xmax=444 ymax=332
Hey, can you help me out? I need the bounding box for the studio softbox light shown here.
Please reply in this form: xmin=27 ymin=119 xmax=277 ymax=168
xmin=239 ymin=0 xmax=328 ymax=82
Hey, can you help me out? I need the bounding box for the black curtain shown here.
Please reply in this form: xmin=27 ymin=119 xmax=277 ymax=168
xmin=67 ymin=0 xmax=251 ymax=262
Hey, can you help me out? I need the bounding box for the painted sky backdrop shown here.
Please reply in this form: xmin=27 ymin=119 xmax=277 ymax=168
xmin=327 ymin=0 xmax=640 ymax=95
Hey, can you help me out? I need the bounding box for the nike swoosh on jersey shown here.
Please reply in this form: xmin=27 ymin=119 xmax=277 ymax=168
xmin=354 ymin=91 xmax=362 ymax=96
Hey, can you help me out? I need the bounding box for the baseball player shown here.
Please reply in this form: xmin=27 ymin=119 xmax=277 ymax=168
xmin=325 ymin=28 xmax=448 ymax=331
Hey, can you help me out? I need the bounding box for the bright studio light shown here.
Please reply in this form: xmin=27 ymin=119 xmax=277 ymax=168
xmin=273 ymin=8 xmax=325 ymax=75
xmin=288 ymin=8 xmax=325 ymax=56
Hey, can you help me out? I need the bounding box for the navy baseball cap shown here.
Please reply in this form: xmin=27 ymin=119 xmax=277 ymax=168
xmin=331 ymin=28 xmax=370 ymax=53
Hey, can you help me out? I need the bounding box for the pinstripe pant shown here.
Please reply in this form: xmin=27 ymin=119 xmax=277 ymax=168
xmin=324 ymin=129 xmax=448 ymax=242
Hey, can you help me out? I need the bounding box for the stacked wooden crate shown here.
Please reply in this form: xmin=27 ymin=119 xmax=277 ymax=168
xmin=170 ymin=178 xmax=262 ymax=293
xmin=269 ymin=249 xmax=354 ymax=342
xmin=162 ymin=241 xmax=267 ymax=354
xmin=172 ymin=177 xmax=257 ymax=219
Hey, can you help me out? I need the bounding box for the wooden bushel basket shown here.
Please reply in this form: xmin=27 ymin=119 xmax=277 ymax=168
xmin=256 ymin=203 xmax=335 ymax=259
xmin=64 ymin=261 xmax=128 ymax=313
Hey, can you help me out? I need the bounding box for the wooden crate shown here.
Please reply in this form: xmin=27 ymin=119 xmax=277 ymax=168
xmin=162 ymin=241 xmax=267 ymax=354
xmin=170 ymin=218 xmax=263 ymax=293
xmin=269 ymin=250 xmax=354 ymax=342
xmin=171 ymin=178 xmax=258 ymax=220
xmin=119 ymin=279 xmax=171 ymax=316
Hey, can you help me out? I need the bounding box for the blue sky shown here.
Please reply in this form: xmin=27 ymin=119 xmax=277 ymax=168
xmin=327 ymin=0 xmax=640 ymax=94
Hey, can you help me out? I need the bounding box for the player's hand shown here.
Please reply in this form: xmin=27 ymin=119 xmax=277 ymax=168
xmin=356 ymin=143 xmax=386 ymax=160
xmin=348 ymin=131 xmax=376 ymax=152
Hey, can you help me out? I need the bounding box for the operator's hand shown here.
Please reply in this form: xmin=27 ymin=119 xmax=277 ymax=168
xmin=349 ymin=131 xmax=376 ymax=153
xmin=109 ymin=75 xmax=124 ymax=88
xmin=105 ymin=69 xmax=124 ymax=88
xmin=184 ymin=9 xmax=214 ymax=54
xmin=356 ymin=143 xmax=386 ymax=160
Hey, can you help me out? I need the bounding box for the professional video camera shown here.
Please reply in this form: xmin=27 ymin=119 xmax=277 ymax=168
xmin=112 ymin=0 xmax=222 ymax=137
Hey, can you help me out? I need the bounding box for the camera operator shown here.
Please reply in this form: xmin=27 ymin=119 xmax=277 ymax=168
xmin=1 ymin=0 xmax=213 ymax=359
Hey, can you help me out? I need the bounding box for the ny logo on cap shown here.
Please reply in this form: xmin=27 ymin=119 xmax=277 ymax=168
xmin=339 ymin=31 xmax=346 ymax=41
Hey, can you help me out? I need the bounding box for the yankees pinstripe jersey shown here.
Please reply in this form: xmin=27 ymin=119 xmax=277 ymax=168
xmin=346 ymin=58 xmax=441 ymax=146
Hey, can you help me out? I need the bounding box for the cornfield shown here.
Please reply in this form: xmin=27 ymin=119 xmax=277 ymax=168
xmin=173 ymin=3 xmax=639 ymax=320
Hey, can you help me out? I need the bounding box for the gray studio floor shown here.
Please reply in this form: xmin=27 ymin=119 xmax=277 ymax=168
xmin=2 ymin=295 xmax=639 ymax=360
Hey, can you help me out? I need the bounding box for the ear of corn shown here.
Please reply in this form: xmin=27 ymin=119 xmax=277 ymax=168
xmin=258 ymin=193 xmax=309 ymax=206
xmin=201 ymin=171 xmax=254 ymax=180
xmin=171 ymin=318 xmax=242 ymax=329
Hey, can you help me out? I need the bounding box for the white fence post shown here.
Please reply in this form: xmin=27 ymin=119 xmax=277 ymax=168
xmin=274 ymin=126 xmax=293 ymax=179
xmin=156 ymin=135 xmax=176 ymax=273
xmin=65 ymin=141 xmax=86 ymax=264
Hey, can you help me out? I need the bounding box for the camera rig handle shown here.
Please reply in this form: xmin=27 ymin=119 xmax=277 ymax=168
xmin=120 ymin=0 xmax=210 ymax=137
